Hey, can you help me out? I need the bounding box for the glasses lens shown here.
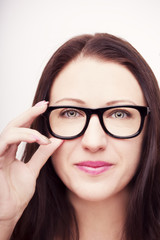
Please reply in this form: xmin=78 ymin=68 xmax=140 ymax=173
xmin=49 ymin=108 xmax=86 ymax=137
xmin=103 ymin=107 xmax=141 ymax=137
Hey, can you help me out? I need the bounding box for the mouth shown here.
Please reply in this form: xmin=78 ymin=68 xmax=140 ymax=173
xmin=75 ymin=161 xmax=113 ymax=175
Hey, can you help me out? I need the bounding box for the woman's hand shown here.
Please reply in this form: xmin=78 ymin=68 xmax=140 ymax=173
xmin=0 ymin=101 xmax=63 ymax=228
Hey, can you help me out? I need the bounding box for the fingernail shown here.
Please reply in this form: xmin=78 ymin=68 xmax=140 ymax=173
xmin=35 ymin=100 xmax=49 ymax=107
xmin=41 ymin=136 xmax=52 ymax=144
xmin=32 ymin=135 xmax=51 ymax=144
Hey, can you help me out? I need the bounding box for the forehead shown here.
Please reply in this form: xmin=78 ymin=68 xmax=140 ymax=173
xmin=50 ymin=57 xmax=146 ymax=107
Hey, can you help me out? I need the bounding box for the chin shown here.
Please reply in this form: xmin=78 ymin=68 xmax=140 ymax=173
xmin=68 ymin=187 xmax=118 ymax=203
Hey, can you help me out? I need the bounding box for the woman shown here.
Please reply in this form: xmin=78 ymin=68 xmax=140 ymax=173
xmin=0 ymin=33 xmax=160 ymax=240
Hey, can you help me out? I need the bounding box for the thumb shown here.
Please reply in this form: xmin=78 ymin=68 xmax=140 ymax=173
xmin=27 ymin=138 xmax=63 ymax=178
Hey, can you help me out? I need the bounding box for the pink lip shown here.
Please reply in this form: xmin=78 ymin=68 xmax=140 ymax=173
xmin=75 ymin=161 xmax=113 ymax=175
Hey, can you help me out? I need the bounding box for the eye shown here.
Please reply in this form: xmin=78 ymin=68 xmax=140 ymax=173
xmin=112 ymin=111 xmax=127 ymax=119
xmin=65 ymin=110 xmax=79 ymax=118
xmin=106 ymin=108 xmax=132 ymax=120
xmin=60 ymin=109 xmax=84 ymax=118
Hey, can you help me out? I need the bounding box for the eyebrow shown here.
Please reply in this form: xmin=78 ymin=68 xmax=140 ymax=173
xmin=54 ymin=98 xmax=86 ymax=105
xmin=106 ymin=100 xmax=137 ymax=106
xmin=53 ymin=98 xmax=136 ymax=106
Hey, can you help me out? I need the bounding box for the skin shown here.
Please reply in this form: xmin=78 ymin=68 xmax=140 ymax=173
xmin=49 ymin=57 xmax=147 ymax=239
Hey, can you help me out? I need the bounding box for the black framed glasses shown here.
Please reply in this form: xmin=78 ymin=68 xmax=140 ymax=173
xmin=43 ymin=105 xmax=150 ymax=140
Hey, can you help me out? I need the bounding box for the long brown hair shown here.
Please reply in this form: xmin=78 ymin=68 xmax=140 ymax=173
xmin=11 ymin=33 xmax=160 ymax=240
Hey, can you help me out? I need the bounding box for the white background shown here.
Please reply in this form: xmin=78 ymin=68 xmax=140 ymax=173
xmin=0 ymin=0 xmax=160 ymax=133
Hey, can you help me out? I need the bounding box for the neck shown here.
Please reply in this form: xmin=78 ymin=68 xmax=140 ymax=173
xmin=68 ymin=189 xmax=128 ymax=240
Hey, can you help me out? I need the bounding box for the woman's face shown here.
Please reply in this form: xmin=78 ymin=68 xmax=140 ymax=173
xmin=49 ymin=57 xmax=146 ymax=202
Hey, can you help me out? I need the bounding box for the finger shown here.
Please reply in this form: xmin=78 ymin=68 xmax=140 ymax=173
xmin=7 ymin=100 xmax=48 ymax=128
xmin=27 ymin=138 xmax=64 ymax=178
xmin=0 ymin=127 xmax=51 ymax=157
xmin=0 ymin=144 xmax=18 ymax=168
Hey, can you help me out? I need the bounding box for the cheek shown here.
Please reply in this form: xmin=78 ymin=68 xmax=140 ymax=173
xmin=51 ymin=146 xmax=65 ymax=176
xmin=116 ymin=135 xmax=144 ymax=182
xmin=51 ymin=140 xmax=78 ymax=178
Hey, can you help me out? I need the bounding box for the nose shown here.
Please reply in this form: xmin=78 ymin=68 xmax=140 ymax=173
xmin=81 ymin=115 xmax=108 ymax=152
